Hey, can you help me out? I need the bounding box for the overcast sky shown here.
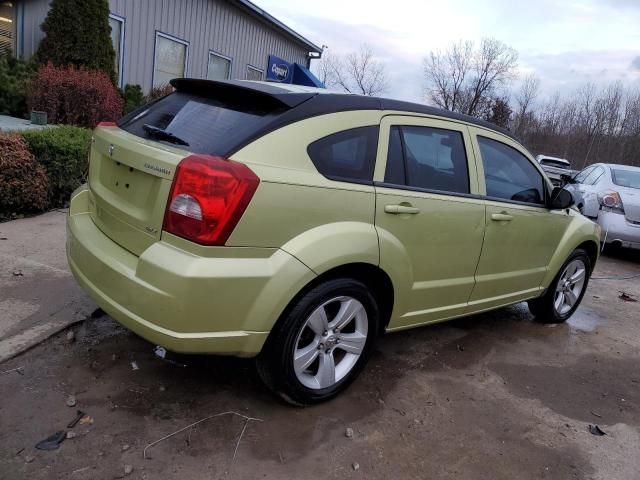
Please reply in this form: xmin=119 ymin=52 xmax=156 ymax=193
xmin=255 ymin=0 xmax=640 ymax=103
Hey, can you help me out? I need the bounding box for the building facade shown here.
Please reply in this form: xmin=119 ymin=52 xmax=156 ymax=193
xmin=3 ymin=0 xmax=321 ymax=91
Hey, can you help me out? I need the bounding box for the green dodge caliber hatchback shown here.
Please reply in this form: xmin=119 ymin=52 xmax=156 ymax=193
xmin=67 ymin=79 xmax=600 ymax=404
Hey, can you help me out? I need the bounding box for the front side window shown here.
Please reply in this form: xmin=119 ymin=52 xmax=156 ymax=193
xmin=154 ymin=33 xmax=188 ymax=87
xmin=307 ymin=127 xmax=379 ymax=182
xmin=207 ymin=52 xmax=231 ymax=80
xmin=246 ymin=65 xmax=264 ymax=81
xmin=384 ymin=126 xmax=470 ymax=194
xmin=478 ymin=136 xmax=545 ymax=205
xmin=109 ymin=14 xmax=125 ymax=87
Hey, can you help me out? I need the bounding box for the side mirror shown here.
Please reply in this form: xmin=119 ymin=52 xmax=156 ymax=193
xmin=549 ymin=187 xmax=574 ymax=210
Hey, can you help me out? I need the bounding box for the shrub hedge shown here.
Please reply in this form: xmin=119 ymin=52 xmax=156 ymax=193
xmin=28 ymin=63 xmax=123 ymax=128
xmin=22 ymin=126 xmax=92 ymax=207
xmin=0 ymin=133 xmax=50 ymax=219
xmin=122 ymin=84 xmax=145 ymax=114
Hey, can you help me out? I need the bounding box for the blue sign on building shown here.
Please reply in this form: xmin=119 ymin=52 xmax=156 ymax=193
xmin=266 ymin=55 xmax=294 ymax=83
xmin=266 ymin=54 xmax=325 ymax=88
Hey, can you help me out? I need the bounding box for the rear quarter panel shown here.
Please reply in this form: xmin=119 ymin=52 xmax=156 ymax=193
xmin=227 ymin=111 xmax=384 ymax=273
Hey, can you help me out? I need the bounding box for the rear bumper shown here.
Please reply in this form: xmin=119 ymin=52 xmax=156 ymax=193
xmin=67 ymin=187 xmax=315 ymax=357
xmin=598 ymin=209 xmax=640 ymax=249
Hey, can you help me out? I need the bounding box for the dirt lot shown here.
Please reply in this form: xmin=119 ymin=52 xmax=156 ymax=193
xmin=1 ymin=251 xmax=639 ymax=480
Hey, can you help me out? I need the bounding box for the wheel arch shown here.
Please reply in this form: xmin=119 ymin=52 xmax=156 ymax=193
xmin=542 ymin=235 xmax=599 ymax=289
xmin=267 ymin=262 xmax=395 ymax=343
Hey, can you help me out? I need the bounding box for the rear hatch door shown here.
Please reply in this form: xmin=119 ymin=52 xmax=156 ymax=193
xmin=88 ymin=128 xmax=181 ymax=256
xmin=88 ymin=79 xmax=315 ymax=256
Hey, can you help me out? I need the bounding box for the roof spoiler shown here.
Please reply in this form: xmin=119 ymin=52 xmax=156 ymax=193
xmin=170 ymin=78 xmax=316 ymax=109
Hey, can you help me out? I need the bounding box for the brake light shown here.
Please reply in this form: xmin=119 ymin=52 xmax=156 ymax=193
xmin=597 ymin=190 xmax=624 ymax=213
xmin=163 ymin=155 xmax=260 ymax=245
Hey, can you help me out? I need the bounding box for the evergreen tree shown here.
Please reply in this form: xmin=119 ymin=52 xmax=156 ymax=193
xmin=487 ymin=98 xmax=513 ymax=129
xmin=35 ymin=0 xmax=116 ymax=83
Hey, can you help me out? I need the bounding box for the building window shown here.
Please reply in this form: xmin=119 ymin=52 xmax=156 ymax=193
xmin=246 ymin=65 xmax=263 ymax=81
xmin=153 ymin=32 xmax=188 ymax=88
xmin=207 ymin=51 xmax=231 ymax=80
xmin=109 ymin=14 xmax=125 ymax=87
xmin=0 ymin=1 xmax=15 ymax=55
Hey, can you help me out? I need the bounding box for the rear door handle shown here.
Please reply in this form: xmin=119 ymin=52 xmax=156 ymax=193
xmin=491 ymin=213 xmax=513 ymax=222
xmin=385 ymin=204 xmax=420 ymax=215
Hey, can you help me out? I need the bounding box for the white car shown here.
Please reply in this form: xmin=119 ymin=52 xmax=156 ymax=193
xmin=536 ymin=155 xmax=575 ymax=186
xmin=566 ymin=163 xmax=640 ymax=249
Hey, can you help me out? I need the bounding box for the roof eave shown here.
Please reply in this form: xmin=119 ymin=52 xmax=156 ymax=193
xmin=230 ymin=0 xmax=323 ymax=55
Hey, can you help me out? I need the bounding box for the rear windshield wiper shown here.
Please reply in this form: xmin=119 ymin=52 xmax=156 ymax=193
xmin=142 ymin=124 xmax=189 ymax=146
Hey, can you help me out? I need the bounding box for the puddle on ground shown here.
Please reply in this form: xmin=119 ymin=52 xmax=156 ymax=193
xmin=491 ymin=354 xmax=639 ymax=425
xmin=567 ymin=306 xmax=602 ymax=332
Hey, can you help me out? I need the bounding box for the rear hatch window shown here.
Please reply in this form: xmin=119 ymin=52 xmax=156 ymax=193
xmin=117 ymin=91 xmax=285 ymax=156
xmin=540 ymin=159 xmax=571 ymax=169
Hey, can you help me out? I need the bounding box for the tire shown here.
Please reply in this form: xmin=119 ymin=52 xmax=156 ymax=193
xmin=528 ymin=248 xmax=592 ymax=323
xmin=257 ymin=278 xmax=379 ymax=406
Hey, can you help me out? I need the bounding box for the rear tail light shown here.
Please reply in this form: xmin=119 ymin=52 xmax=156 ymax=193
xmin=597 ymin=190 xmax=624 ymax=213
xmin=163 ymin=155 xmax=260 ymax=245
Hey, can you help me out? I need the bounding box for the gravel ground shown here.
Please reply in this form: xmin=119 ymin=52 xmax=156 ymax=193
xmin=1 ymin=251 xmax=639 ymax=480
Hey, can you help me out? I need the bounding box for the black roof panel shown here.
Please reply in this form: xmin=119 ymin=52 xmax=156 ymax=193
xmin=166 ymin=79 xmax=521 ymax=154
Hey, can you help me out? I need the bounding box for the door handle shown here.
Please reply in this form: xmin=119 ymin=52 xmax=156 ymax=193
xmin=385 ymin=204 xmax=420 ymax=215
xmin=491 ymin=213 xmax=513 ymax=222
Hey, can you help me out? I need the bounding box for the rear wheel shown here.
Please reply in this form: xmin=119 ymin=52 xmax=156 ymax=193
xmin=528 ymin=248 xmax=591 ymax=323
xmin=257 ymin=278 xmax=379 ymax=405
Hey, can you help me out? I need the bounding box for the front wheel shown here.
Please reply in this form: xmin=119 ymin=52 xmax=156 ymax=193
xmin=528 ymin=248 xmax=591 ymax=323
xmin=257 ymin=278 xmax=379 ymax=405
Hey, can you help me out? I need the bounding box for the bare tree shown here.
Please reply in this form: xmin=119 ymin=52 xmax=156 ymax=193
xmin=314 ymin=50 xmax=337 ymax=88
xmin=323 ymin=45 xmax=389 ymax=96
xmin=514 ymin=81 xmax=640 ymax=168
xmin=424 ymin=38 xmax=518 ymax=117
xmin=515 ymin=73 xmax=540 ymax=116
xmin=423 ymin=40 xmax=472 ymax=111
xmin=514 ymin=73 xmax=540 ymax=136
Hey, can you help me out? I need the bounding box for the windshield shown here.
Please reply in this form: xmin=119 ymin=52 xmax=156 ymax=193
xmin=540 ymin=159 xmax=571 ymax=169
xmin=611 ymin=168 xmax=640 ymax=190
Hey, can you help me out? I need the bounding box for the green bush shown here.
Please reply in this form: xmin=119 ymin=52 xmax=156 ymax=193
xmin=145 ymin=83 xmax=174 ymax=103
xmin=0 ymin=133 xmax=49 ymax=219
xmin=122 ymin=84 xmax=145 ymax=114
xmin=22 ymin=126 xmax=92 ymax=207
xmin=0 ymin=53 xmax=35 ymax=117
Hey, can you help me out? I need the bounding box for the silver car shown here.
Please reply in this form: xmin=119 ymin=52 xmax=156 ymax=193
xmin=566 ymin=163 xmax=640 ymax=249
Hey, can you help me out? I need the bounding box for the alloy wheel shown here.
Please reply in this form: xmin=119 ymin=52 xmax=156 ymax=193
xmin=293 ymin=296 xmax=368 ymax=390
xmin=554 ymin=258 xmax=587 ymax=315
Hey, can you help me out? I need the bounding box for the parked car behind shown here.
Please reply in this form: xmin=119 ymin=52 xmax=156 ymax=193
xmin=566 ymin=163 xmax=640 ymax=249
xmin=536 ymin=155 xmax=575 ymax=186
xmin=67 ymin=79 xmax=600 ymax=405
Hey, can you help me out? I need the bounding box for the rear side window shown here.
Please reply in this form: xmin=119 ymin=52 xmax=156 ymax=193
xmin=117 ymin=91 xmax=284 ymax=155
xmin=384 ymin=126 xmax=470 ymax=194
xmin=307 ymin=126 xmax=379 ymax=183
xmin=478 ymin=136 xmax=545 ymax=205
